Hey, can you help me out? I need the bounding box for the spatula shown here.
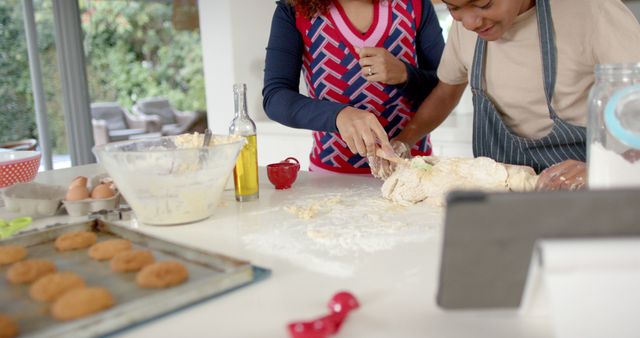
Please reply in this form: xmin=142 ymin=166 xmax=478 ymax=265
xmin=198 ymin=129 xmax=213 ymax=166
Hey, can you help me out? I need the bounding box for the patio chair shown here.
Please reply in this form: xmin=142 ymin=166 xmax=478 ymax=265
xmin=90 ymin=102 xmax=162 ymax=146
xmin=132 ymin=97 xmax=205 ymax=135
xmin=0 ymin=139 xmax=37 ymax=151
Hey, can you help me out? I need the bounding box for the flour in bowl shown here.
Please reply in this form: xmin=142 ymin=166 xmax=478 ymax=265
xmin=174 ymin=133 xmax=243 ymax=149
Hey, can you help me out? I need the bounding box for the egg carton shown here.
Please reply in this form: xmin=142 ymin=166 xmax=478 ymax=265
xmin=62 ymin=174 xmax=121 ymax=217
xmin=63 ymin=194 xmax=120 ymax=217
xmin=2 ymin=182 xmax=66 ymax=216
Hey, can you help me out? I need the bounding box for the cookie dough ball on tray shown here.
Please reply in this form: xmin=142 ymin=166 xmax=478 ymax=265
xmin=136 ymin=261 xmax=188 ymax=288
xmin=6 ymin=259 xmax=56 ymax=284
xmin=0 ymin=314 xmax=19 ymax=338
xmin=110 ymin=250 xmax=155 ymax=273
xmin=51 ymin=287 xmax=115 ymax=321
xmin=88 ymin=239 xmax=132 ymax=261
xmin=55 ymin=231 xmax=97 ymax=251
xmin=29 ymin=272 xmax=86 ymax=302
xmin=0 ymin=245 xmax=27 ymax=266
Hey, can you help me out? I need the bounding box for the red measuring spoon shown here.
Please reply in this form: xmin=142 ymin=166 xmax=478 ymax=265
xmin=288 ymin=291 xmax=360 ymax=338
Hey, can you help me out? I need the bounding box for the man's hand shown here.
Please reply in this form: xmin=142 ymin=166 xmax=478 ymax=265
xmin=536 ymin=160 xmax=587 ymax=191
xmin=357 ymin=47 xmax=408 ymax=85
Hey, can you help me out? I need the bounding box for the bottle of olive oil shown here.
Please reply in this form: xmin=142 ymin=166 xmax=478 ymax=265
xmin=229 ymin=83 xmax=259 ymax=201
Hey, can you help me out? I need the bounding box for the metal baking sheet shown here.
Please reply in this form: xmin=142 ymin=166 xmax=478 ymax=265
xmin=0 ymin=220 xmax=269 ymax=338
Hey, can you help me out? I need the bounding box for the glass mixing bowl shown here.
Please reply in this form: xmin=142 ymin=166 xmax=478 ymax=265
xmin=93 ymin=134 xmax=245 ymax=225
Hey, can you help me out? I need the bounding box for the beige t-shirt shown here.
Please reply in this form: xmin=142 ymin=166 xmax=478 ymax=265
xmin=437 ymin=0 xmax=640 ymax=139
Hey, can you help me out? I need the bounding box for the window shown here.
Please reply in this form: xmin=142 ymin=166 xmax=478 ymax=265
xmin=0 ymin=0 xmax=205 ymax=169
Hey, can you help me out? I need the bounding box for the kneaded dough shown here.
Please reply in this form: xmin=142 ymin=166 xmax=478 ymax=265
xmin=504 ymin=164 xmax=538 ymax=192
xmin=381 ymin=156 xmax=538 ymax=206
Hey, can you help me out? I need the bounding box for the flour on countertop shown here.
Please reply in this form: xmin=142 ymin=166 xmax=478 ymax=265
xmin=283 ymin=195 xmax=342 ymax=219
xmin=242 ymin=185 xmax=442 ymax=277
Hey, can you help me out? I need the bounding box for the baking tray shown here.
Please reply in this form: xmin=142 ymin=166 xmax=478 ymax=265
xmin=0 ymin=220 xmax=270 ymax=337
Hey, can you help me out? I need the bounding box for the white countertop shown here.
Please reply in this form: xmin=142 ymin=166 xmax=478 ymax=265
xmin=4 ymin=165 xmax=553 ymax=338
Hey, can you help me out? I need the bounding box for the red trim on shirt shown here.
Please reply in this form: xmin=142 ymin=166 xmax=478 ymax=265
xmin=310 ymin=154 xmax=373 ymax=174
xmin=294 ymin=8 xmax=312 ymax=38
xmin=325 ymin=0 xmax=392 ymax=59
xmin=376 ymin=3 xmax=393 ymax=48
xmin=411 ymin=0 xmax=422 ymax=31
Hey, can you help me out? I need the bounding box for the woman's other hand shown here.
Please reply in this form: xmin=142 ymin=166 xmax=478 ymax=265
xmin=336 ymin=107 xmax=391 ymax=157
xmin=536 ymin=160 xmax=587 ymax=191
xmin=357 ymin=47 xmax=408 ymax=85
xmin=369 ymin=140 xmax=411 ymax=179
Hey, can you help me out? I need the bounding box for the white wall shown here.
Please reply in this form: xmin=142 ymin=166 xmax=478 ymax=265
xmin=229 ymin=1 xmax=274 ymax=123
xmin=199 ymin=0 xmax=312 ymax=169
xmin=198 ymin=0 xmax=276 ymax=130
xmin=198 ymin=0 xmax=234 ymax=135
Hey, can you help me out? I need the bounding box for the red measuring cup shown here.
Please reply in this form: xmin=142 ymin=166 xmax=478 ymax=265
xmin=267 ymin=157 xmax=300 ymax=190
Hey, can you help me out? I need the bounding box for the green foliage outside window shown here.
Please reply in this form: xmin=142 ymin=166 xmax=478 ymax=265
xmin=82 ymin=0 xmax=205 ymax=111
xmin=0 ymin=1 xmax=50 ymax=149
xmin=0 ymin=0 xmax=205 ymax=154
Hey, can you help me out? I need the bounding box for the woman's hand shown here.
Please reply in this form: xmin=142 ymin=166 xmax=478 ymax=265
xmin=357 ymin=47 xmax=408 ymax=85
xmin=536 ymin=160 xmax=587 ymax=191
xmin=369 ymin=139 xmax=411 ymax=179
xmin=336 ymin=107 xmax=391 ymax=157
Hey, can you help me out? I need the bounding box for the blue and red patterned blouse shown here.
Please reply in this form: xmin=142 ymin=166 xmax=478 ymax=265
xmin=263 ymin=0 xmax=444 ymax=174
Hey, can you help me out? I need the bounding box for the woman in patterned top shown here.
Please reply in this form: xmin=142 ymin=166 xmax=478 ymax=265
xmin=263 ymin=0 xmax=445 ymax=175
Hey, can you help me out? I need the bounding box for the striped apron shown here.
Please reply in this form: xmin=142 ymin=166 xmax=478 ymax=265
xmin=470 ymin=0 xmax=586 ymax=174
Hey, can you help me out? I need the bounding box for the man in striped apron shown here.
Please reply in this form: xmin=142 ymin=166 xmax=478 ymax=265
xmin=388 ymin=0 xmax=640 ymax=190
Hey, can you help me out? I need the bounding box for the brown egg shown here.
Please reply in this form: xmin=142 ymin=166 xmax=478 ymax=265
xmin=66 ymin=186 xmax=90 ymax=201
xmin=91 ymin=183 xmax=115 ymax=199
xmin=69 ymin=176 xmax=88 ymax=189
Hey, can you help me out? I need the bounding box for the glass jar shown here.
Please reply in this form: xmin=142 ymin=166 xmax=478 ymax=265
xmin=587 ymin=63 xmax=640 ymax=189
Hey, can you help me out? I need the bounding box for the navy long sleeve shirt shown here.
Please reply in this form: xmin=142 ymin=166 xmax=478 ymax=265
xmin=262 ymin=0 xmax=445 ymax=133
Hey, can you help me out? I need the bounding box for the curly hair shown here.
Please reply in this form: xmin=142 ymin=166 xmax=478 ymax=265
xmin=286 ymin=0 xmax=332 ymax=19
